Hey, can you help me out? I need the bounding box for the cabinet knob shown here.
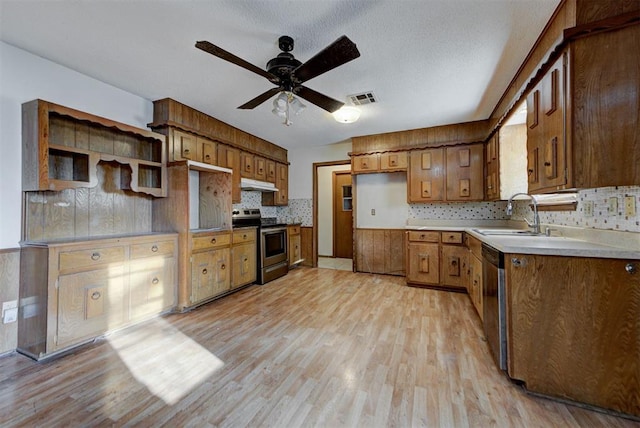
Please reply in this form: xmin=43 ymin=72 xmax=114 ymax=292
xmin=420 ymin=234 xmax=425 ymax=239
xmin=243 ymin=234 xmax=247 ymax=239
xmin=205 ymin=154 xmax=211 ymax=160
xmin=544 ymin=162 xmax=551 ymax=166
xmin=151 ymin=245 xmax=158 ymax=252
xmin=211 ymin=238 xmax=217 ymax=244
xmin=626 ymin=263 xmax=636 ymax=274
xmin=528 ymin=169 xmax=534 ymax=175
xmin=511 ymin=257 xmax=527 ymax=267
xmin=221 ymin=264 xmax=226 ymax=270
xmin=202 ymin=268 xmax=208 ymax=275
xmin=184 ymin=149 xmax=190 ymax=154
xmin=152 ymin=277 xmax=159 ymax=285
xmin=91 ymin=252 xmax=100 ymax=261
xmin=91 ymin=291 xmax=101 ymax=300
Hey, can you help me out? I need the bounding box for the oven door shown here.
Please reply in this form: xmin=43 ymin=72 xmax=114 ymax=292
xmin=261 ymin=226 xmax=288 ymax=266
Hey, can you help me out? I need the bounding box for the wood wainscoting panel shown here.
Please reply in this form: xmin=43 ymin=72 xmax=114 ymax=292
xmin=355 ymin=229 xmax=405 ymax=276
xmin=0 ymin=249 xmax=20 ymax=355
xmin=300 ymin=226 xmax=314 ymax=267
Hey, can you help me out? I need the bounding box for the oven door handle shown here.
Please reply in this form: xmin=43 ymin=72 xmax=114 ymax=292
xmin=261 ymin=226 xmax=288 ymax=234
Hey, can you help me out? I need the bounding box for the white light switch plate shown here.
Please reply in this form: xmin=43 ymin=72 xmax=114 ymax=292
xmin=3 ymin=307 xmax=17 ymax=324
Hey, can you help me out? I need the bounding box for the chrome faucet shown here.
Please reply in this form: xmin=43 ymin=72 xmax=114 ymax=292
xmin=506 ymin=192 xmax=541 ymax=234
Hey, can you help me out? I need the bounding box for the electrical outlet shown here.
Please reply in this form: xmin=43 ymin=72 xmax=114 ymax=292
xmin=583 ymin=200 xmax=594 ymax=217
xmin=608 ymin=197 xmax=618 ymax=215
xmin=371 ymin=208 xmax=376 ymax=216
xmin=625 ymin=196 xmax=636 ymax=216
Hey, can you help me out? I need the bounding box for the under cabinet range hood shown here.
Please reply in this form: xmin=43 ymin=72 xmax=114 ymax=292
xmin=240 ymin=178 xmax=278 ymax=192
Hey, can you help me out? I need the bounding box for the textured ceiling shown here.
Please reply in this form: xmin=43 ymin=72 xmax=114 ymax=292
xmin=0 ymin=0 xmax=560 ymax=149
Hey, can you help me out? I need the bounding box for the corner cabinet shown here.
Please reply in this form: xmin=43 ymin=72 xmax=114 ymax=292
xmin=22 ymin=99 xmax=167 ymax=197
xmin=262 ymin=162 xmax=289 ymax=206
xmin=506 ymin=254 xmax=640 ymax=418
xmin=408 ymin=144 xmax=484 ymax=202
xmin=18 ymin=234 xmax=177 ymax=360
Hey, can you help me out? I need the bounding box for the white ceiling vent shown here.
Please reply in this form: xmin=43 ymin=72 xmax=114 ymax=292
xmin=348 ymin=92 xmax=377 ymax=106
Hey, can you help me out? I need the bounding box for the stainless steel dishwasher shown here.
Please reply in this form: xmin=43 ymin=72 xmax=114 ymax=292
xmin=482 ymin=243 xmax=507 ymax=371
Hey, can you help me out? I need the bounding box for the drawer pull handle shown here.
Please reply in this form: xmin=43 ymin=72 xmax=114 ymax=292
xmin=243 ymin=234 xmax=247 ymax=239
xmin=152 ymin=277 xmax=159 ymax=285
xmin=420 ymin=234 xmax=425 ymax=239
xmin=202 ymin=268 xmax=208 ymax=275
xmin=211 ymin=238 xmax=217 ymax=244
xmin=91 ymin=291 xmax=101 ymax=300
xmin=626 ymin=263 xmax=636 ymax=274
xmin=205 ymin=154 xmax=211 ymax=160
xmin=151 ymin=245 xmax=158 ymax=252
xmin=91 ymin=252 xmax=100 ymax=261
xmin=221 ymin=264 xmax=226 ymax=270
xmin=184 ymin=149 xmax=190 ymax=154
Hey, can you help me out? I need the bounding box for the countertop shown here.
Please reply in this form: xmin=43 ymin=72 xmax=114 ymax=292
xmin=406 ymin=220 xmax=640 ymax=259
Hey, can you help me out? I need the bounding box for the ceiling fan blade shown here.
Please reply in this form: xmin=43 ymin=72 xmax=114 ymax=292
xmin=238 ymin=87 xmax=282 ymax=109
xmin=195 ymin=40 xmax=280 ymax=84
xmin=291 ymin=35 xmax=360 ymax=84
xmin=294 ymin=86 xmax=344 ymax=113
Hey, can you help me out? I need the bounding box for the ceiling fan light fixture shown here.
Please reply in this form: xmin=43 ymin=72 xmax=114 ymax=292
xmin=333 ymin=105 xmax=360 ymax=123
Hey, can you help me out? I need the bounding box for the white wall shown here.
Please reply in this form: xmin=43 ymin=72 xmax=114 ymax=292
xmin=356 ymin=172 xmax=409 ymax=228
xmin=317 ymin=164 xmax=351 ymax=256
xmin=287 ymin=140 xmax=352 ymax=199
xmin=0 ymin=42 xmax=153 ymax=249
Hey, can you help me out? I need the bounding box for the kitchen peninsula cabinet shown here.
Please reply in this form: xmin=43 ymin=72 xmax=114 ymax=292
xmin=408 ymin=144 xmax=483 ymax=202
xmin=356 ymin=229 xmax=405 ymax=275
xmin=506 ymin=254 xmax=640 ymax=417
xmin=466 ymin=234 xmax=483 ymax=319
xmin=440 ymin=232 xmax=469 ymax=290
xmin=231 ymin=228 xmax=257 ymax=288
xmin=18 ymin=234 xmax=177 ymax=360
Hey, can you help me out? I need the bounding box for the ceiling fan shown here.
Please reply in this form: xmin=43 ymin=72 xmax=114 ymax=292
xmin=195 ymin=35 xmax=360 ymax=115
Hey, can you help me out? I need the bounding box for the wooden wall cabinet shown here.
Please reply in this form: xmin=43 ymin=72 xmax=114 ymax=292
xmin=241 ymin=152 xmax=255 ymax=178
xmin=485 ymin=134 xmax=500 ymax=201
xmin=408 ymin=144 xmax=484 ymax=202
xmin=355 ymin=229 xmax=405 ymax=275
xmin=232 ymin=228 xmax=257 ymax=288
xmin=22 ymin=99 xmax=167 ymax=197
xmin=18 ymin=234 xmax=177 ymax=360
xmin=506 ymin=254 xmax=640 ymax=418
xmin=262 ymin=162 xmax=289 ymax=206
xmin=288 ymin=225 xmax=304 ymax=267
xmin=352 ymin=152 xmax=408 ymax=174
xmin=406 ymin=230 xmax=469 ymax=291
xmin=217 ymin=143 xmax=241 ymax=204
xmin=352 ymin=154 xmax=380 ymax=174
xmin=254 ymin=156 xmax=267 ymax=181
xmin=266 ymin=159 xmax=277 ymax=183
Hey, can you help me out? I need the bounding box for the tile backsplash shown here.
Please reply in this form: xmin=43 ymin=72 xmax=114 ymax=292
xmin=237 ymin=186 xmax=640 ymax=233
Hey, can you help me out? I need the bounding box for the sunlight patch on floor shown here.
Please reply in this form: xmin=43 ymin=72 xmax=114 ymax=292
xmin=107 ymin=317 xmax=224 ymax=405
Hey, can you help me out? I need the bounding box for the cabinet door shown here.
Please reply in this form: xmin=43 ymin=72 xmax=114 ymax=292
xmin=485 ymin=135 xmax=499 ymax=201
xmin=469 ymin=254 xmax=483 ymax=320
xmin=265 ymin=159 xmax=276 ymax=183
xmin=217 ymin=144 xmax=241 ymax=203
xmin=173 ymin=130 xmax=199 ymax=162
xmin=240 ymin=152 xmax=254 ymax=178
xmin=440 ymin=245 xmax=468 ymax=289
xmin=407 ymin=242 xmax=439 ymax=285
xmin=200 ymin=138 xmax=217 ymax=165
xmin=56 ymin=266 xmax=126 ymax=350
xmin=380 ymin=152 xmax=407 ymax=171
xmin=506 ymin=255 xmax=640 ymax=416
xmin=263 ymin=162 xmax=288 ymax=206
xmin=254 ymin=156 xmax=267 ymax=181
xmin=232 ymin=243 xmax=256 ymax=288
xmin=352 ymin=154 xmax=380 ymax=173
xmin=445 ymin=144 xmax=484 ymax=201
xmin=408 ymin=149 xmax=444 ymax=202
xmin=129 ymin=256 xmax=176 ymax=320
xmin=289 ymin=233 xmax=301 ymax=266
xmin=191 ymin=248 xmax=230 ymax=303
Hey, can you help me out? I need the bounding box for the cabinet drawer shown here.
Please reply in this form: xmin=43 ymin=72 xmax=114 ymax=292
xmin=441 ymin=232 xmax=463 ymax=244
xmin=192 ymin=233 xmax=231 ymax=251
xmin=407 ymin=231 xmax=439 ymax=243
xmin=233 ymin=229 xmax=256 ymax=244
xmin=288 ymin=225 xmax=300 ymax=235
xmin=467 ymin=235 xmax=482 ymax=258
xmin=59 ymin=246 xmax=125 ymax=271
xmin=130 ymin=240 xmax=176 ymax=259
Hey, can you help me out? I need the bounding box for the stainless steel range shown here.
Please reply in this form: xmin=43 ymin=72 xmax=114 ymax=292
xmin=232 ymin=209 xmax=288 ymax=284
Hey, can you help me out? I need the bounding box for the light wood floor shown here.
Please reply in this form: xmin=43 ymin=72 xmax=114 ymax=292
xmin=1 ymin=267 xmax=638 ymax=427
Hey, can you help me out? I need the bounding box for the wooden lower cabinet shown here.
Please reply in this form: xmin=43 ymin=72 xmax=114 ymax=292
xmin=406 ymin=230 xmax=468 ymax=291
xmin=355 ymin=229 xmax=405 ymax=275
xmin=18 ymin=234 xmax=177 ymax=360
xmin=187 ymin=230 xmax=231 ymax=307
xmin=288 ymin=225 xmax=303 ymax=267
xmin=506 ymin=254 xmax=640 ymax=417
xmin=466 ymin=234 xmax=483 ymax=320
xmin=232 ymin=228 xmax=257 ymax=288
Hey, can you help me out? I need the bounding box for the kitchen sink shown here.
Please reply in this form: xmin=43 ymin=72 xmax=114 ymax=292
xmin=472 ymin=228 xmax=541 ymax=237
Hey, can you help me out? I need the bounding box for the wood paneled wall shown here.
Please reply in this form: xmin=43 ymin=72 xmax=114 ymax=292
xmin=355 ymin=229 xmax=405 ymax=276
xmin=24 ymin=162 xmax=153 ymax=241
xmin=0 ymin=249 xmax=20 ymax=354
xmin=575 ymin=0 xmax=640 ymax=25
xmin=351 ymin=120 xmax=490 ymax=154
xmin=150 ymin=98 xmax=287 ymax=163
